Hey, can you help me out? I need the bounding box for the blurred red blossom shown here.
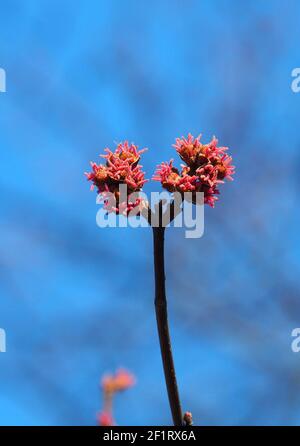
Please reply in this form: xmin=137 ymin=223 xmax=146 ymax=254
xmin=98 ymin=368 xmax=136 ymax=426
xmin=102 ymin=368 xmax=136 ymax=394
xmin=153 ymin=133 xmax=235 ymax=207
xmin=98 ymin=411 xmax=115 ymax=426
xmin=85 ymin=142 xmax=147 ymax=215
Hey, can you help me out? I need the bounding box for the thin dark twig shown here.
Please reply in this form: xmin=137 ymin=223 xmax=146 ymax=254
xmin=152 ymin=223 xmax=183 ymax=426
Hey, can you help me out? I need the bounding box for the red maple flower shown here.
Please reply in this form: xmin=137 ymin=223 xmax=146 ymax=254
xmin=98 ymin=368 xmax=135 ymax=427
xmin=85 ymin=142 xmax=148 ymax=215
xmin=102 ymin=368 xmax=135 ymax=394
xmin=153 ymin=133 xmax=235 ymax=207
xmin=97 ymin=411 xmax=115 ymax=426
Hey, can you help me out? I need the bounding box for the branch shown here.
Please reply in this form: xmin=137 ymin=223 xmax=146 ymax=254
xmin=152 ymin=225 xmax=183 ymax=426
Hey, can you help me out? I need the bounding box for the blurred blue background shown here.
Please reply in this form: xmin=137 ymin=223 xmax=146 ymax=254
xmin=1 ymin=0 xmax=300 ymax=426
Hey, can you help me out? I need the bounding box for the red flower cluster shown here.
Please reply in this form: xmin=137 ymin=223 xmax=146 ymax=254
xmin=85 ymin=142 xmax=147 ymax=215
xmin=98 ymin=369 xmax=135 ymax=426
xmin=102 ymin=368 xmax=136 ymax=394
xmin=153 ymin=134 xmax=235 ymax=207
xmin=98 ymin=411 xmax=114 ymax=427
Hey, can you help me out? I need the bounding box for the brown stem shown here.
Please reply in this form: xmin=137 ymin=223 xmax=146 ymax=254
xmin=152 ymin=225 xmax=183 ymax=426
